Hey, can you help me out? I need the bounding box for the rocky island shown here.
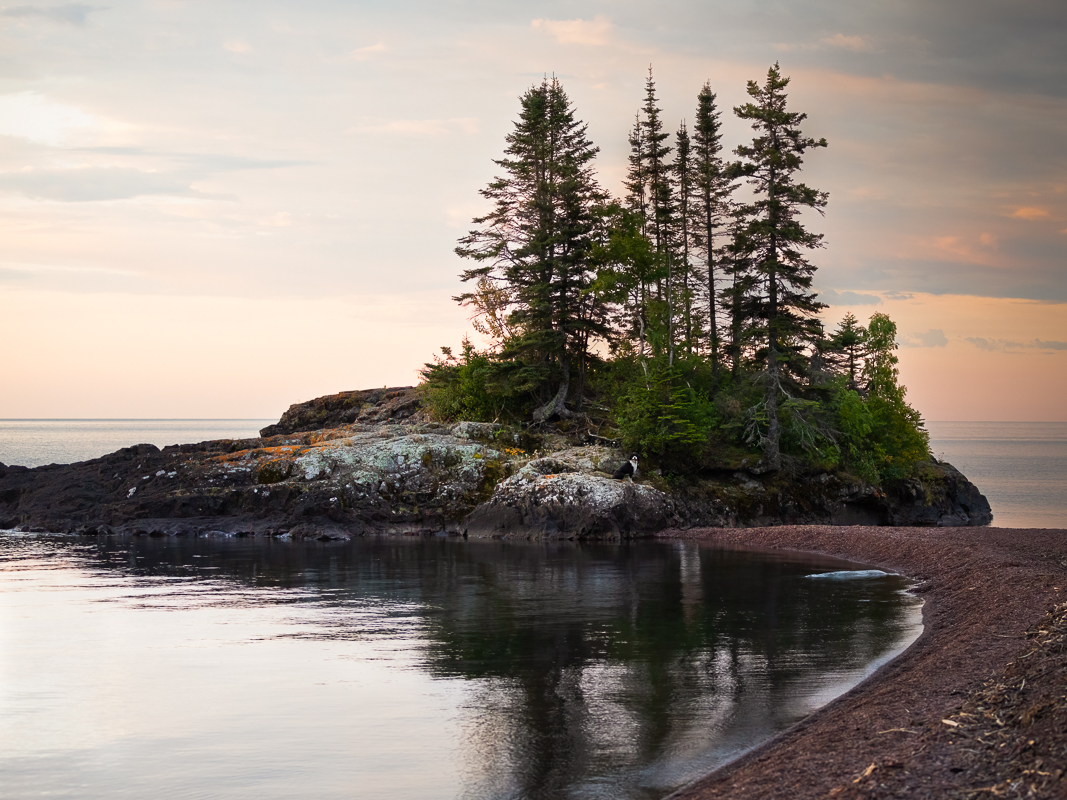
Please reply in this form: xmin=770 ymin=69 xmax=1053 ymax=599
xmin=0 ymin=386 xmax=991 ymax=537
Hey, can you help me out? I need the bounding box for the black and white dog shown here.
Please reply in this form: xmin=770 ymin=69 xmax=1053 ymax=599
xmin=613 ymin=455 xmax=639 ymax=481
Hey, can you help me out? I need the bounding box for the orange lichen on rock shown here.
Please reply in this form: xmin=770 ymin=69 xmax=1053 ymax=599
xmin=210 ymin=444 xmax=305 ymax=465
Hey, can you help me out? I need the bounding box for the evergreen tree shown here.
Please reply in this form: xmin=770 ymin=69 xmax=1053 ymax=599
xmin=691 ymin=82 xmax=735 ymax=372
xmin=622 ymin=115 xmax=653 ymax=363
xmin=455 ymin=78 xmax=608 ymax=421
xmin=825 ymin=311 xmax=867 ymax=390
xmin=624 ymin=114 xmax=648 ymax=231
xmin=640 ymin=67 xmax=674 ymax=282
xmin=621 ymin=68 xmax=677 ymax=366
xmin=732 ymin=63 xmax=828 ymax=470
xmin=673 ymin=120 xmax=696 ymax=355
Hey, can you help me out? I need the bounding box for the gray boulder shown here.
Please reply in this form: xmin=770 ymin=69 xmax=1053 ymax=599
xmin=464 ymin=469 xmax=680 ymax=540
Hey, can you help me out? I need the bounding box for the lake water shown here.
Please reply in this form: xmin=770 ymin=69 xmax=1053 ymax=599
xmin=0 ymin=419 xmax=272 ymax=469
xmin=926 ymin=421 xmax=1067 ymax=529
xmin=1 ymin=419 xmax=1064 ymax=529
xmin=0 ymin=535 xmax=922 ymax=800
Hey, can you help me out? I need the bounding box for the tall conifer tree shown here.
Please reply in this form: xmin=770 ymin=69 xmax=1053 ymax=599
xmin=673 ymin=120 xmax=696 ymax=354
xmin=622 ymin=114 xmax=652 ymax=361
xmin=691 ymin=82 xmax=734 ymax=372
xmin=640 ymin=67 xmax=674 ymax=274
xmin=732 ymin=63 xmax=828 ymax=470
xmin=455 ymin=78 xmax=607 ymax=421
xmin=624 ymin=67 xmax=675 ymax=362
xmin=825 ymin=311 xmax=867 ymax=390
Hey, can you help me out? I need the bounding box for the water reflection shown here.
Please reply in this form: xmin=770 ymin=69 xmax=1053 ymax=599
xmin=0 ymin=535 xmax=921 ymax=800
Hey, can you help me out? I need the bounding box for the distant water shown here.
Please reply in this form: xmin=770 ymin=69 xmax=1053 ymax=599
xmin=1 ymin=419 xmax=1063 ymax=529
xmin=0 ymin=420 xmax=272 ymax=468
xmin=927 ymin=421 xmax=1067 ymax=529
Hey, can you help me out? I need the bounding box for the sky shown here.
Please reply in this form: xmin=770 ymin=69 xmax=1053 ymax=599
xmin=1 ymin=0 xmax=1065 ymax=421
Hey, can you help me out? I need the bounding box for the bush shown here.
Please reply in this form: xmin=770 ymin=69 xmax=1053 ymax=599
xmin=418 ymin=339 xmax=530 ymax=423
xmin=829 ymin=377 xmax=929 ymax=483
xmin=613 ymin=360 xmax=719 ymax=469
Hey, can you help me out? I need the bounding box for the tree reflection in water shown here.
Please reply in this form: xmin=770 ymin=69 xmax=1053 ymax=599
xmin=83 ymin=535 xmax=921 ymax=800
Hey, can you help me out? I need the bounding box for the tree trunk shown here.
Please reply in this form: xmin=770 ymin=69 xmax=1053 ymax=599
xmin=762 ymin=147 xmax=781 ymax=471
xmin=667 ymin=249 xmax=675 ymax=367
xmin=762 ymin=349 xmax=782 ymax=471
xmin=707 ymin=205 xmax=718 ymax=376
xmin=532 ymin=355 xmax=572 ymax=422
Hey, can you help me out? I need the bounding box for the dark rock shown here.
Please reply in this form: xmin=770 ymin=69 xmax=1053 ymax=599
xmin=464 ymin=471 xmax=680 ymax=540
xmin=259 ymin=387 xmax=422 ymax=436
xmin=0 ymin=392 xmax=993 ymax=539
xmin=884 ymin=460 xmax=993 ymax=526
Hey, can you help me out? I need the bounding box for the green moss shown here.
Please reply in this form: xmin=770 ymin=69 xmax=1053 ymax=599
xmin=257 ymin=461 xmax=292 ymax=484
xmin=467 ymin=458 xmax=507 ymax=506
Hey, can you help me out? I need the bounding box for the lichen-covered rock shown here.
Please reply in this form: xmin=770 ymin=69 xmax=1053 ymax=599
xmin=0 ymin=392 xmax=992 ymax=539
xmin=463 ymin=472 xmax=680 ymax=540
xmin=450 ymin=421 xmax=503 ymax=442
xmin=0 ymin=423 xmax=509 ymax=539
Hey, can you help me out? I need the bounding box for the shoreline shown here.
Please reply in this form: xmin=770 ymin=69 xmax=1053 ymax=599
xmin=658 ymin=525 xmax=1067 ymax=799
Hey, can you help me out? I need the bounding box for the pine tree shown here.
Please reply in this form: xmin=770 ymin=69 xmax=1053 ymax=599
xmin=640 ymin=67 xmax=674 ymax=279
xmin=621 ymin=68 xmax=676 ymax=367
xmin=621 ymin=67 xmax=677 ymax=364
xmin=861 ymin=312 xmax=930 ymax=478
xmin=673 ymin=120 xmax=695 ymax=355
xmin=622 ymin=114 xmax=652 ymax=364
xmin=825 ymin=312 xmax=867 ymax=390
xmin=691 ymin=82 xmax=735 ymax=372
xmin=624 ymin=114 xmax=648 ymax=232
xmin=455 ymin=78 xmax=608 ymax=421
xmin=732 ymin=63 xmax=828 ymax=470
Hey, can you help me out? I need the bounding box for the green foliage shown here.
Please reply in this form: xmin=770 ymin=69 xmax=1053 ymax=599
xmin=828 ymin=377 xmax=930 ymax=485
xmin=613 ymin=359 xmax=719 ymax=468
xmin=454 ymin=77 xmax=609 ymax=410
xmin=418 ymin=340 xmax=531 ymax=423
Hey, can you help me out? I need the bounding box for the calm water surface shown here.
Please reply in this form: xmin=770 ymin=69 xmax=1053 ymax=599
xmin=926 ymin=421 xmax=1067 ymax=529
xmin=0 ymin=420 xmax=272 ymax=468
xmin=0 ymin=535 xmax=922 ymax=800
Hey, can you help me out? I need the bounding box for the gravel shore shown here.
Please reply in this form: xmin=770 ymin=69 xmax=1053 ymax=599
xmin=657 ymin=526 xmax=1067 ymax=799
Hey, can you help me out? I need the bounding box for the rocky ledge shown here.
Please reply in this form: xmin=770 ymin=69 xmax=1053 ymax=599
xmin=0 ymin=387 xmax=992 ymax=539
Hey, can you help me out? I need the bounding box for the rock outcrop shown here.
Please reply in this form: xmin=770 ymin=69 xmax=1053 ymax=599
xmin=464 ymin=451 xmax=690 ymax=538
xmin=0 ymin=389 xmax=992 ymax=539
xmin=258 ymin=386 xmax=421 ymax=437
xmin=0 ymin=422 xmax=507 ymax=538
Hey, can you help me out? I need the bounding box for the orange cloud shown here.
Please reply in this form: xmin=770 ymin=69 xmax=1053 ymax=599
xmin=822 ymin=33 xmax=872 ymax=52
xmin=531 ymin=15 xmax=613 ymax=46
xmin=933 ymin=236 xmax=972 ymax=258
xmin=1010 ymin=207 xmax=1050 ymax=220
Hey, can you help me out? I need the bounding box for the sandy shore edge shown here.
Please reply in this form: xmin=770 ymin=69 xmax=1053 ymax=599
xmin=656 ymin=525 xmax=1067 ymax=799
